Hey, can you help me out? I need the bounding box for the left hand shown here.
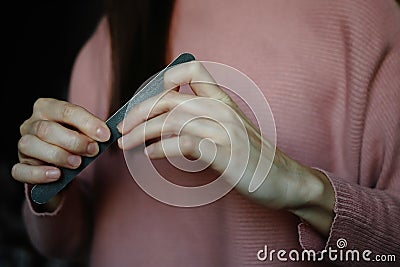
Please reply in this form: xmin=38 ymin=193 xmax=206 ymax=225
xmin=118 ymin=61 xmax=335 ymax=236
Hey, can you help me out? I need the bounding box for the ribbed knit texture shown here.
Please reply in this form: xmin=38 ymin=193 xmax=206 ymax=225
xmin=23 ymin=1 xmax=400 ymax=266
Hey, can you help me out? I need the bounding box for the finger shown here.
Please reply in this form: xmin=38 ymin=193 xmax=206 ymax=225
xmin=145 ymin=135 xmax=203 ymax=160
xmin=28 ymin=98 xmax=110 ymax=142
xmin=18 ymin=135 xmax=82 ymax=169
xmin=119 ymin=89 xmax=238 ymax=136
xmin=18 ymin=153 xmax=46 ymax=166
xmin=118 ymin=113 xmax=168 ymax=150
xmin=145 ymin=135 xmax=230 ymax=174
xmin=164 ymin=61 xmax=232 ymax=103
xmin=118 ymin=90 xmax=196 ymax=134
xmin=119 ymin=111 xmax=230 ymax=151
xmin=11 ymin=163 xmax=61 ymax=184
xmin=26 ymin=119 xmax=99 ymax=156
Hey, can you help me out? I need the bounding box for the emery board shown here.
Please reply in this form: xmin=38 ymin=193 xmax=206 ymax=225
xmin=31 ymin=52 xmax=196 ymax=204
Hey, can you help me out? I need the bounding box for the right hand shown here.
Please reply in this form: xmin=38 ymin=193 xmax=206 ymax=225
xmin=11 ymin=98 xmax=111 ymax=185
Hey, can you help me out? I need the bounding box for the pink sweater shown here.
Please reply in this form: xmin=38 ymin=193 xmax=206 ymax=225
xmin=23 ymin=1 xmax=400 ymax=266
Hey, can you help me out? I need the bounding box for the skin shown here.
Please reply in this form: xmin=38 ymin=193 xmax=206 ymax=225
xmin=11 ymin=61 xmax=335 ymax=237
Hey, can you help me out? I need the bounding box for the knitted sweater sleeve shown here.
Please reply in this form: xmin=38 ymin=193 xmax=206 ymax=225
xmin=21 ymin=17 xmax=110 ymax=261
xmin=298 ymin=1 xmax=400 ymax=265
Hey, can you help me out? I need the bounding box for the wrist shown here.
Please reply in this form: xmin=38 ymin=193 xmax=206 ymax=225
xmin=299 ymin=167 xmax=334 ymax=209
xmin=289 ymin=166 xmax=335 ymax=236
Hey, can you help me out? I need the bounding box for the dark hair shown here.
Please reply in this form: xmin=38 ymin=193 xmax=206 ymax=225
xmin=104 ymin=0 xmax=175 ymax=115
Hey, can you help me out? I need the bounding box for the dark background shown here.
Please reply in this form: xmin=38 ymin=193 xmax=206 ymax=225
xmin=1 ymin=1 xmax=103 ymax=266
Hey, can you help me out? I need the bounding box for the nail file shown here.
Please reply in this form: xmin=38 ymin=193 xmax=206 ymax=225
xmin=31 ymin=52 xmax=196 ymax=204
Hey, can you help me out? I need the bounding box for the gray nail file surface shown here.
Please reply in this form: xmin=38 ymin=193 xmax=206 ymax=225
xmin=31 ymin=52 xmax=196 ymax=204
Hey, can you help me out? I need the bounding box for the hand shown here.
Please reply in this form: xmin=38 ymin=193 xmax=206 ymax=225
xmin=11 ymin=98 xmax=110 ymax=209
xmin=118 ymin=61 xmax=335 ymax=235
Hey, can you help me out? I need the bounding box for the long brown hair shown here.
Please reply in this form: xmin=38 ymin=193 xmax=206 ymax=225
xmin=104 ymin=0 xmax=175 ymax=115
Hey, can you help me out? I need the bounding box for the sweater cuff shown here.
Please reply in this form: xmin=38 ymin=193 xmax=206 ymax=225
xmin=24 ymin=183 xmax=65 ymax=217
xmin=298 ymin=169 xmax=361 ymax=251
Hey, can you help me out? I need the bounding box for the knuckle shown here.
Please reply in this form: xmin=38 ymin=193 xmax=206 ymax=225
xmin=18 ymin=135 xmax=30 ymax=152
xmin=11 ymin=164 xmax=36 ymax=182
xmin=49 ymin=148 xmax=63 ymax=162
xmin=81 ymin=115 xmax=92 ymax=132
xmin=134 ymin=103 xmax=142 ymax=113
xmin=189 ymin=61 xmax=203 ymax=75
xmin=136 ymin=102 xmax=152 ymax=119
xmin=21 ymin=98 xmax=50 ymax=135
xmin=20 ymin=119 xmax=30 ymax=135
xmin=10 ymin=164 xmax=19 ymax=180
xmin=179 ymin=136 xmax=196 ymax=154
xmin=35 ymin=120 xmax=50 ymax=139
xmin=33 ymin=98 xmax=49 ymax=117
xmin=45 ymin=149 xmax=65 ymax=166
xmin=158 ymin=121 xmax=170 ymax=135
xmin=61 ymin=102 xmax=76 ymax=121
xmin=160 ymin=91 xmax=176 ymax=108
xmin=166 ymin=118 xmax=179 ymax=133
xmin=33 ymin=98 xmax=48 ymax=110
xmin=67 ymin=132 xmax=84 ymax=151
xmin=31 ymin=168 xmax=45 ymax=181
xmin=163 ymin=116 xmax=182 ymax=135
xmin=22 ymin=167 xmax=41 ymax=181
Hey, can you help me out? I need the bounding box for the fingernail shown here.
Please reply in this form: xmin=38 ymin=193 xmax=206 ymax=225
xmin=67 ymin=155 xmax=81 ymax=167
xmin=117 ymin=138 xmax=124 ymax=149
xmin=87 ymin=142 xmax=99 ymax=155
xmin=117 ymin=123 xmax=122 ymax=133
xmin=96 ymin=127 xmax=110 ymax=141
xmin=46 ymin=169 xmax=60 ymax=180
